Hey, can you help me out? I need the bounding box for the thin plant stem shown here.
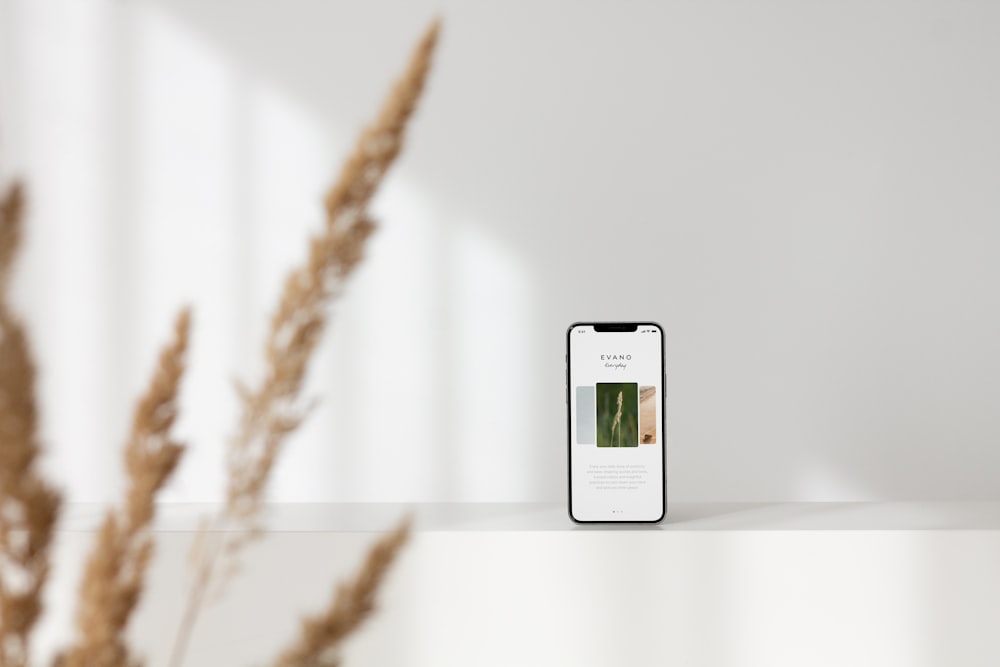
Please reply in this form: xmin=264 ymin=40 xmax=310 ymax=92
xmin=165 ymin=519 xmax=221 ymax=667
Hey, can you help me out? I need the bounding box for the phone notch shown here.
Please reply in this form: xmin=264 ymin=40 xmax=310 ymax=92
xmin=592 ymin=323 xmax=638 ymax=332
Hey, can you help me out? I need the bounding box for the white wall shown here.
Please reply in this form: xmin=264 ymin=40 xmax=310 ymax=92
xmin=2 ymin=0 xmax=999 ymax=503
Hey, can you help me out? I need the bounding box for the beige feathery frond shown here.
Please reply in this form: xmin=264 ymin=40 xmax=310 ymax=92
xmin=226 ymin=17 xmax=440 ymax=523
xmin=168 ymin=19 xmax=440 ymax=667
xmin=0 ymin=184 xmax=25 ymax=291
xmin=271 ymin=517 xmax=411 ymax=667
xmin=0 ymin=182 xmax=62 ymax=667
xmin=58 ymin=309 xmax=191 ymax=667
xmin=611 ymin=390 xmax=623 ymax=448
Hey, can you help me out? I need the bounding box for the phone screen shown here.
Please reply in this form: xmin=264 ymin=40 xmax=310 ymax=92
xmin=567 ymin=323 xmax=665 ymax=522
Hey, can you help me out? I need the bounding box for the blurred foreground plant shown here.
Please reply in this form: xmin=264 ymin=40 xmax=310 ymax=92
xmin=0 ymin=17 xmax=440 ymax=667
xmin=0 ymin=183 xmax=62 ymax=667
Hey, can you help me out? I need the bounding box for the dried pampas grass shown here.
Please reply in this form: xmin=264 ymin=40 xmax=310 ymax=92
xmin=169 ymin=19 xmax=441 ymax=667
xmin=0 ymin=182 xmax=62 ymax=667
xmin=224 ymin=17 xmax=440 ymax=531
xmin=59 ymin=309 xmax=191 ymax=667
xmin=0 ymin=16 xmax=440 ymax=667
xmin=272 ymin=518 xmax=411 ymax=667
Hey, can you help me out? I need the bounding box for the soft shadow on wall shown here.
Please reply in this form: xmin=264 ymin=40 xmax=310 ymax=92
xmin=3 ymin=0 xmax=546 ymax=504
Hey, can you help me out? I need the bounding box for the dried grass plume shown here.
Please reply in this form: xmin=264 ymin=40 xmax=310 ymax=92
xmin=272 ymin=517 xmax=411 ymax=667
xmin=59 ymin=309 xmax=191 ymax=667
xmin=169 ymin=19 xmax=441 ymax=667
xmin=0 ymin=182 xmax=62 ymax=667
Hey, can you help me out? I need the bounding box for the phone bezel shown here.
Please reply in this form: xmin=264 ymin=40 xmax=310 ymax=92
xmin=566 ymin=321 xmax=667 ymax=524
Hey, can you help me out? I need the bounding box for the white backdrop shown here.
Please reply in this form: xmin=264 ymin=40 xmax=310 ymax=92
xmin=1 ymin=0 xmax=998 ymax=504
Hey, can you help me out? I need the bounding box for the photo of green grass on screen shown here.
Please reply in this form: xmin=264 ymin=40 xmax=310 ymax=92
xmin=596 ymin=382 xmax=638 ymax=447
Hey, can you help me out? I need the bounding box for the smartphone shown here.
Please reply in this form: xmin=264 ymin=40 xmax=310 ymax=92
xmin=567 ymin=322 xmax=666 ymax=523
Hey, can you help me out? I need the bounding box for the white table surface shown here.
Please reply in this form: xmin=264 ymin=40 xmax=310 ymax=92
xmin=56 ymin=500 xmax=1000 ymax=532
xmin=38 ymin=502 xmax=1000 ymax=667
